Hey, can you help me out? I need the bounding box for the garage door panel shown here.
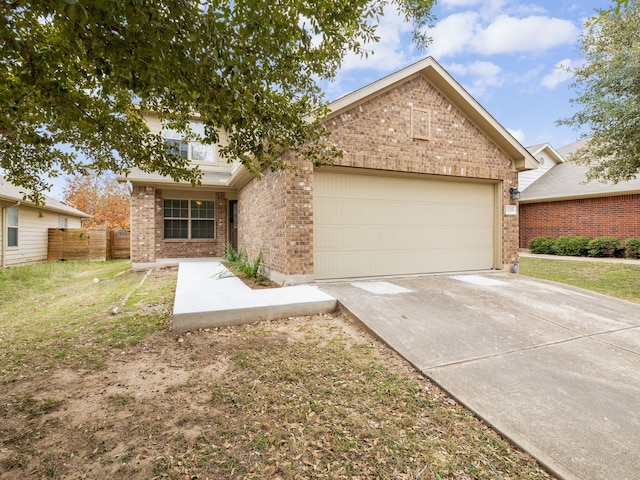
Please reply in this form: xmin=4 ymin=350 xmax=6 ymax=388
xmin=317 ymin=200 xmax=494 ymax=227
xmin=315 ymin=247 xmax=494 ymax=279
xmin=317 ymin=225 xmax=493 ymax=251
xmin=314 ymin=171 xmax=496 ymax=279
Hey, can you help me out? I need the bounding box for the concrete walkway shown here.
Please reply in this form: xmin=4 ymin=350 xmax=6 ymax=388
xmin=519 ymin=250 xmax=640 ymax=266
xmin=317 ymin=273 xmax=640 ymax=480
xmin=171 ymin=261 xmax=337 ymax=332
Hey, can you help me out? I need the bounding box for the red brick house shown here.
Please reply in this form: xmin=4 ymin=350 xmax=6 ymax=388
xmin=123 ymin=57 xmax=538 ymax=284
xmin=519 ymin=139 xmax=640 ymax=247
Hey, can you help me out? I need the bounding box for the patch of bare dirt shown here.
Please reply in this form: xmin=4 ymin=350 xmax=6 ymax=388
xmin=0 ymin=314 xmax=363 ymax=478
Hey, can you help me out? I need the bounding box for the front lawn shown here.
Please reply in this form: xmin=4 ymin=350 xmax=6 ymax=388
xmin=519 ymin=257 xmax=640 ymax=303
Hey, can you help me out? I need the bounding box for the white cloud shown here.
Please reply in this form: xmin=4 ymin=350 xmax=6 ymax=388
xmin=428 ymin=12 xmax=579 ymax=58
xmin=323 ymin=5 xmax=418 ymax=99
xmin=440 ymin=0 xmax=508 ymax=13
xmin=428 ymin=12 xmax=480 ymax=58
xmin=338 ymin=6 xmax=413 ymax=72
xmin=475 ymin=15 xmax=579 ymax=54
xmin=446 ymin=61 xmax=504 ymax=98
xmin=448 ymin=60 xmax=502 ymax=79
xmin=440 ymin=0 xmax=482 ymax=7
xmin=541 ymin=58 xmax=576 ymax=89
xmin=508 ymin=128 xmax=527 ymax=145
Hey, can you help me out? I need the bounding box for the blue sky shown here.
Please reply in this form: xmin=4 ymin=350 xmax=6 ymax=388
xmin=318 ymin=0 xmax=610 ymax=150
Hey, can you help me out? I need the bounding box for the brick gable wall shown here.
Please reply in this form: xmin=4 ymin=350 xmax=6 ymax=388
xmin=325 ymin=76 xmax=519 ymax=269
xmin=520 ymin=194 xmax=640 ymax=247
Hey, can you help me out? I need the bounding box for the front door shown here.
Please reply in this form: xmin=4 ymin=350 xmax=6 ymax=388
xmin=229 ymin=200 xmax=238 ymax=250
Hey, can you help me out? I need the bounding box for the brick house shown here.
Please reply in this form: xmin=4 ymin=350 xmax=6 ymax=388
xmin=124 ymin=57 xmax=537 ymax=284
xmin=519 ymin=139 xmax=640 ymax=247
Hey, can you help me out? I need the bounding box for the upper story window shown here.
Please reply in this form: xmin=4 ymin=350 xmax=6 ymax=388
xmin=162 ymin=121 xmax=216 ymax=163
xmin=7 ymin=207 xmax=18 ymax=247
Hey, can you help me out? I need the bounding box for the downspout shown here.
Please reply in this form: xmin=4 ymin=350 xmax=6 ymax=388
xmin=1 ymin=201 xmax=20 ymax=268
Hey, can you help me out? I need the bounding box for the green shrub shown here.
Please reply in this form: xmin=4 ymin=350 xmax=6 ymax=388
xmin=623 ymin=237 xmax=640 ymax=259
xmin=237 ymin=250 xmax=265 ymax=280
xmin=225 ymin=243 xmax=243 ymax=263
xmin=552 ymin=236 xmax=590 ymax=256
xmin=528 ymin=236 xmax=557 ymax=255
xmin=224 ymin=245 xmax=266 ymax=281
xmin=587 ymin=237 xmax=622 ymax=257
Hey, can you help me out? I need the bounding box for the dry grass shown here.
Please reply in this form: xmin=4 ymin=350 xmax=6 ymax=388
xmin=0 ymin=261 xmax=552 ymax=479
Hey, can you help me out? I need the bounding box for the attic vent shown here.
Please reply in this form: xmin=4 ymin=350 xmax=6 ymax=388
xmin=410 ymin=107 xmax=431 ymax=141
xmin=538 ymin=157 xmax=545 ymax=166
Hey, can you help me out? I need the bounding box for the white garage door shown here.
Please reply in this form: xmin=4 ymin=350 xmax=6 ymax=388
xmin=314 ymin=170 xmax=497 ymax=279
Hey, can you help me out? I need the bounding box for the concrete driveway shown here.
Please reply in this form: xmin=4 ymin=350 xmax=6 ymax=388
xmin=317 ymin=272 xmax=640 ymax=480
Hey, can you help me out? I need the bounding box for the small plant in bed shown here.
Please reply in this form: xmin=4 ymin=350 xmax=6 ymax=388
xmin=223 ymin=244 xmax=276 ymax=288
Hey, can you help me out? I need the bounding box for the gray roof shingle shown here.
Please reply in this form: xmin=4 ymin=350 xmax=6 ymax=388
xmin=520 ymin=139 xmax=640 ymax=202
xmin=0 ymin=177 xmax=89 ymax=217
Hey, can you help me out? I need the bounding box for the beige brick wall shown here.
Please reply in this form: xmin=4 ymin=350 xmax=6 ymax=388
xmin=283 ymin=153 xmax=314 ymax=280
xmin=240 ymin=74 xmax=520 ymax=280
xmin=130 ymin=185 xmax=156 ymax=263
xmin=238 ymin=169 xmax=287 ymax=276
xmin=153 ymin=190 xmax=228 ymax=258
xmin=131 ymin=187 xmax=227 ymax=262
xmin=238 ymin=155 xmax=315 ymax=284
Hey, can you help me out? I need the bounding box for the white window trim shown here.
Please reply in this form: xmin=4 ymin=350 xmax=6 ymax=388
xmin=7 ymin=206 xmax=18 ymax=248
xmin=162 ymin=122 xmax=216 ymax=164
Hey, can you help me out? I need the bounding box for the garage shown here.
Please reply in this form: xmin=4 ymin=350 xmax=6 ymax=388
xmin=314 ymin=169 xmax=499 ymax=280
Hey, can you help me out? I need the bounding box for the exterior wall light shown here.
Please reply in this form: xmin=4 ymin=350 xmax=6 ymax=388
xmin=509 ymin=187 xmax=521 ymax=201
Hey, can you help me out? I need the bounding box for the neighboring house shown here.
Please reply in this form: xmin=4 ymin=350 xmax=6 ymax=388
xmin=519 ymin=138 xmax=640 ymax=247
xmin=0 ymin=178 xmax=90 ymax=267
xmin=519 ymin=142 xmax=564 ymax=191
xmin=123 ymin=57 xmax=538 ymax=284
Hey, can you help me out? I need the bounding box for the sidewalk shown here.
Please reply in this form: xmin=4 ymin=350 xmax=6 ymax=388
xmin=519 ymin=250 xmax=640 ymax=265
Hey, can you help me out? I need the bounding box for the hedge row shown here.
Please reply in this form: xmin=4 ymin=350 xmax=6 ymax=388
xmin=528 ymin=236 xmax=640 ymax=258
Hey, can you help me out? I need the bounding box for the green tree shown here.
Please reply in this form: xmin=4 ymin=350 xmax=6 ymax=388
xmin=1 ymin=0 xmax=434 ymax=203
xmin=559 ymin=0 xmax=640 ymax=182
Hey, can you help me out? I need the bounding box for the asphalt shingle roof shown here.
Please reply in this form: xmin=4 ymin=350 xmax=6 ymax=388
xmin=520 ymin=139 xmax=640 ymax=202
xmin=0 ymin=177 xmax=89 ymax=217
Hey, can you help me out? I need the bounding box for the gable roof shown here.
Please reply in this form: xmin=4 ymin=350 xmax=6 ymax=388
xmin=0 ymin=177 xmax=89 ymax=217
xmin=527 ymin=142 xmax=564 ymax=165
xmin=327 ymin=57 xmax=538 ymax=172
xmin=520 ymin=139 xmax=640 ymax=202
xmin=519 ymin=142 xmax=565 ymax=191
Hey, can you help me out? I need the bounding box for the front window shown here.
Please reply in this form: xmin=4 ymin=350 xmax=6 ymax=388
xmin=163 ymin=199 xmax=214 ymax=239
xmin=7 ymin=207 xmax=18 ymax=247
xmin=162 ymin=121 xmax=215 ymax=163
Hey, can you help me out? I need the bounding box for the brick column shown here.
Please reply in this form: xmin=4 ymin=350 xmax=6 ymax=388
xmin=130 ymin=185 xmax=156 ymax=263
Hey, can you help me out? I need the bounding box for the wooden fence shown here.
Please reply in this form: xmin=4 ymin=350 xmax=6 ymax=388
xmin=48 ymin=229 xmax=130 ymax=262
